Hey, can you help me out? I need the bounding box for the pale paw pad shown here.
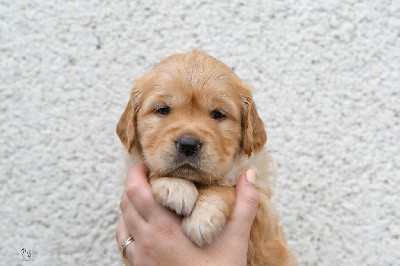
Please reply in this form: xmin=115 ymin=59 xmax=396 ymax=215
xmin=181 ymin=202 xmax=227 ymax=246
xmin=152 ymin=178 xmax=199 ymax=216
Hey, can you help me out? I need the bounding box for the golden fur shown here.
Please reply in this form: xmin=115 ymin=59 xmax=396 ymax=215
xmin=117 ymin=50 xmax=295 ymax=265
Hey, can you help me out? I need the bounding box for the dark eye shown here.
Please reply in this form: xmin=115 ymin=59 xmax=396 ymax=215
xmin=155 ymin=106 xmax=170 ymax=115
xmin=210 ymin=110 xmax=226 ymax=120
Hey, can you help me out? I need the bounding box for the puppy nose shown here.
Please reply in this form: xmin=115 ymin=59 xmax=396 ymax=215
xmin=176 ymin=137 xmax=202 ymax=157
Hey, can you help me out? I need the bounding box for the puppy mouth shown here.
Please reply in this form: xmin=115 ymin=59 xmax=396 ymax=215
xmin=174 ymin=161 xmax=202 ymax=172
xmin=171 ymin=162 xmax=205 ymax=177
xmin=176 ymin=162 xmax=198 ymax=171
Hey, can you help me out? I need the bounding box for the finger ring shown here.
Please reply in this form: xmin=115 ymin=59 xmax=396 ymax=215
xmin=121 ymin=236 xmax=134 ymax=258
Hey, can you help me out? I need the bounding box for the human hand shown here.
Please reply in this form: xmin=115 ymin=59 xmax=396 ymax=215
xmin=116 ymin=165 xmax=259 ymax=266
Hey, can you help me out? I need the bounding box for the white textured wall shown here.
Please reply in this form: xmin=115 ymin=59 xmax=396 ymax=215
xmin=1 ymin=1 xmax=399 ymax=265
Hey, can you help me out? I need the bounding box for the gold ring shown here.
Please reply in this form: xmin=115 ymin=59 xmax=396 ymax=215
xmin=121 ymin=236 xmax=134 ymax=258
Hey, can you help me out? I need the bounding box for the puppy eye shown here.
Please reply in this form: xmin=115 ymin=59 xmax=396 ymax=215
xmin=210 ymin=110 xmax=226 ymax=120
xmin=155 ymin=106 xmax=171 ymax=115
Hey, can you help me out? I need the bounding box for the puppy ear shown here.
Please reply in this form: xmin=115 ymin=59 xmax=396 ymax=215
xmin=242 ymin=97 xmax=267 ymax=156
xmin=116 ymin=95 xmax=137 ymax=152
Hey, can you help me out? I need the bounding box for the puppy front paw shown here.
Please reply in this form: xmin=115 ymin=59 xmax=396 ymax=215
xmin=151 ymin=177 xmax=199 ymax=216
xmin=181 ymin=196 xmax=227 ymax=246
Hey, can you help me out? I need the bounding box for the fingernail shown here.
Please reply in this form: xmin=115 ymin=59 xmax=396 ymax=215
xmin=246 ymin=169 xmax=256 ymax=185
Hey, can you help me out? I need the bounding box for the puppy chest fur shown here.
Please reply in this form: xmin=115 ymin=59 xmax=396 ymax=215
xmin=117 ymin=50 xmax=295 ymax=265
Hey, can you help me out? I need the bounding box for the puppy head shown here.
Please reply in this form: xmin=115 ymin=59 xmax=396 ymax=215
xmin=117 ymin=50 xmax=266 ymax=183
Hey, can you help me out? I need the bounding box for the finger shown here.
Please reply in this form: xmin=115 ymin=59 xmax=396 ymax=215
xmin=125 ymin=164 xmax=161 ymax=221
xmin=120 ymin=192 xmax=146 ymax=237
xmin=125 ymin=164 xmax=148 ymax=187
xmin=116 ymin=216 xmax=132 ymax=250
xmin=123 ymin=242 xmax=136 ymax=265
xmin=116 ymin=217 xmax=136 ymax=264
xmin=225 ymin=169 xmax=259 ymax=239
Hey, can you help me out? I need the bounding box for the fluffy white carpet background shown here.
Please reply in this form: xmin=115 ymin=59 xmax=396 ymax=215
xmin=0 ymin=0 xmax=399 ymax=265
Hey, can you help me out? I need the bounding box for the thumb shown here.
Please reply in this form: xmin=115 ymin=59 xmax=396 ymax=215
xmin=225 ymin=169 xmax=259 ymax=240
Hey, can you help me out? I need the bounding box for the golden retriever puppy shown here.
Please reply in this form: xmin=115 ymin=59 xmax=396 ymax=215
xmin=116 ymin=50 xmax=295 ymax=265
